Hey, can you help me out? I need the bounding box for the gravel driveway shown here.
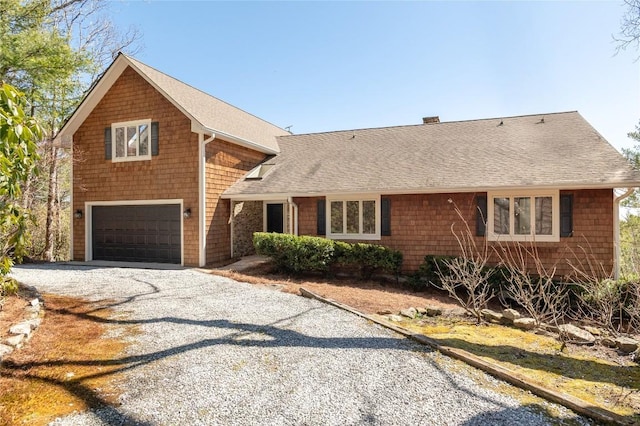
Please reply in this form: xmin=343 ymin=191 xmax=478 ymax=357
xmin=10 ymin=264 xmax=590 ymax=425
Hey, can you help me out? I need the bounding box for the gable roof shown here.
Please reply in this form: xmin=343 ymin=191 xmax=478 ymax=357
xmin=55 ymin=53 xmax=288 ymax=154
xmin=223 ymin=111 xmax=640 ymax=199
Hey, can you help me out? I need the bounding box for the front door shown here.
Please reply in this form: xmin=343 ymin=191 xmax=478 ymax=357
xmin=266 ymin=203 xmax=284 ymax=233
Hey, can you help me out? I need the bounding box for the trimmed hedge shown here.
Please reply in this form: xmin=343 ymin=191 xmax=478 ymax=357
xmin=253 ymin=232 xmax=402 ymax=278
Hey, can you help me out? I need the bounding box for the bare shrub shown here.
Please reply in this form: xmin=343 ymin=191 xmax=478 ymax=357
xmin=434 ymin=201 xmax=495 ymax=324
xmin=496 ymin=243 xmax=569 ymax=328
xmin=624 ymin=281 xmax=640 ymax=333
xmin=566 ymin=243 xmax=635 ymax=334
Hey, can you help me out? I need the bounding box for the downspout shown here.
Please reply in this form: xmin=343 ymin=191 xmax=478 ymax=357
xmin=199 ymin=132 xmax=216 ymax=267
xmin=288 ymin=196 xmax=298 ymax=235
xmin=614 ymin=188 xmax=634 ymax=279
xmin=230 ymin=200 xmax=235 ymax=259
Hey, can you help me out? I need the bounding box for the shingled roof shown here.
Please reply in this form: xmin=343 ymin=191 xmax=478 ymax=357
xmin=55 ymin=53 xmax=288 ymax=153
xmin=125 ymin=55 xmax=289 ymax=152
xmin=223 ymin=111 xmax=640 ymax=198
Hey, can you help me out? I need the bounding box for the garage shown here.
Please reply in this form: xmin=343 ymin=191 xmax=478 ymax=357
xmin=91 ymin=204 xmax=181 ymax=264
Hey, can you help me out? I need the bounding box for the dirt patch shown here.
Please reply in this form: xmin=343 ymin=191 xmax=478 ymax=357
xmin=0 ymin=294 xmax=136 ymax=426
xmin=211 ymin=263 xmax=461 ymax=315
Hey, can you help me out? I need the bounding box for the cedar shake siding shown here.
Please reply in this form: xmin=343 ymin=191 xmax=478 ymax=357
xmin=204 ymin=141 xmax=266 ymax=264
xmin=72 ymin=66 xmax=199 ymax=265
xmin=295 ymin=189 xmax=614 ymax=278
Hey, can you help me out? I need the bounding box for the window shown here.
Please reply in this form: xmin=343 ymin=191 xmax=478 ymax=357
xmin=327 ymin=196 xmax=380 ymax=240
xmin=112 ymin=120 xmax=151 ymax=162
xmin=487 ymin=191 xmax=559 ymax=242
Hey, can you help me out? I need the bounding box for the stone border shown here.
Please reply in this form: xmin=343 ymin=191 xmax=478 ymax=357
xmin=299 ymin=287 xmax=633 ymax=426
xmin=0 ymin=286 xmax=44 ymax=361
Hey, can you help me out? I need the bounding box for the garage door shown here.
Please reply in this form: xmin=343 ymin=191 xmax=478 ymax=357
xmin=92 ymin=204 xmax=181 ymax=264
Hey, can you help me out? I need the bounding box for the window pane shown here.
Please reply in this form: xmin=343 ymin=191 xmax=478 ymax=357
xmin=331 ymin=201 xmax=343 ymax=234
xmin=127 ymin=126 xmax=137 ymax=156
xmin=115 ymin=127 xmax=125 ymax=157
xmin=514 ymin=197 xmax=531 ymax=235
xmin=139 ymin=124 xmax=149 ymax=156
xmin=346 ymin=201 xmax=359 ymax=234
xmin=535 ymin=197 xmax=553 ymax=235
xmin=493 ymin=197 xmax=510 ymax=234
xmin=363 ymin=200 xmax=375 ymax=234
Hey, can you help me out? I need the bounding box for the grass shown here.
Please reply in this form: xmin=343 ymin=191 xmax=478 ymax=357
xmin=400 ymin=317 xmax=640 ymax=421
xmin=0 ymin=294 xmax=136 ymax=425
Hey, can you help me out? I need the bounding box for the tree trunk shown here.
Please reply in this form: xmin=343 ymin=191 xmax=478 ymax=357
xmin=43 ymin=141 xmax=58 ymax=262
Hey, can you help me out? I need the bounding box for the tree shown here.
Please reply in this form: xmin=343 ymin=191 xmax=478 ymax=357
xmin=0 ymin=83 xmax=42 ymax=278
xmin=616 ymin=0 xmax=640 ymax=57
xmin=1 ymin=0 xmax=140 ymax=261
xmin=621 ymin=121 xmax=640 ymax=209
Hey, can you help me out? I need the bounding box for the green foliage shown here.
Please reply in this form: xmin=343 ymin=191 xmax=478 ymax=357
xmin=253 ymin=232 xmax=402 ymax=278
xmin=621 ymin=122 xmax=640 ymax=209
xmin=334 ymin=242 xmax=403 ymax=279
xmin=0 ymin=83 xmax=41 ymax=276
xmin=253 ymin=233 xmax=335 ymax=274
xmin=620 ymin=214 xmax=640 ymax=278
xmin=1 ymin=277 xmax=19 ymax=297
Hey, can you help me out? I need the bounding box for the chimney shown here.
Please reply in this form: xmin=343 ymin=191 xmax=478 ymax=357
xmin=422 ymin=116 xmax=440 ymax=124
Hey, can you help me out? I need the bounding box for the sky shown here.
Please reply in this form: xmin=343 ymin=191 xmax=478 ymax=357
xmin=109 ymin=1 xmax=640 ymax=152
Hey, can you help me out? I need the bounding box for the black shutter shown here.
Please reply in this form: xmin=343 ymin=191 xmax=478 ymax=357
xmin=381 ymin=197 xmax=391 ymax=236
xmin=476 ymin=195 xmax=487 ymax=236
xmin=151 ymin=121 xmax=159 ymax=156
xmin=104 ymin=127 xmax=112 ymax=160
xmin=560 ymin=194 xmax=573 ymax=237
xmin=317 ymin=199 xmax=326 ymax=235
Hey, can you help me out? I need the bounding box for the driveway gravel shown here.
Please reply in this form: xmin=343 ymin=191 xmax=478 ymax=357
xmin=10 ymin=264 xmax=591 ymax=425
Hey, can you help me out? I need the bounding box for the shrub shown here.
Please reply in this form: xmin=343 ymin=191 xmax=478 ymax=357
xmin=572 ymin=278 xmax=640 ymax=334
xmin=253 ymin=232 xmax=402 ymax=278
xmin=335 ymin=242 xmax=403 ymax=279
xmin=253 ymin=232 xmax=335 ymax=274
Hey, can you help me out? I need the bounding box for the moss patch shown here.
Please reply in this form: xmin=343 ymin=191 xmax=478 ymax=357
xmin=402 ymin=317 xmax=640 ymax=421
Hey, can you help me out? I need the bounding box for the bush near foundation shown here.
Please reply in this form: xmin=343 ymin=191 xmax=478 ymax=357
xmin=253 ymin=232 xmax=402 ymax=278
xmin=408 ymin=254 xmax=509 ymax=293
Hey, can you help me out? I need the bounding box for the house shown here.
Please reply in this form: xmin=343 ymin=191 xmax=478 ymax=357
xmin=55 ymin=53 xmax=640 ymax=278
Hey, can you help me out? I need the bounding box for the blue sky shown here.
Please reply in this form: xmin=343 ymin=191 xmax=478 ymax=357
xmin=110 ymin=1 xmax=639 ymax=152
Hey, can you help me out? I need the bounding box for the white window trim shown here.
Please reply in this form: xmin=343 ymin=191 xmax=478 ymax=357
xmin=111 ymin=119 xmax=152 ymax=162
xmin=263 ymin=201 xmax=288 ymax=233
xmin=487 ymin=190 xmax=560 ymax=242
xmin=326 ymin=194 xmax=381 ymax=240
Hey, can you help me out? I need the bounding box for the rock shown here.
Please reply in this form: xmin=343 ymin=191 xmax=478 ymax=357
xmin=30 ymin=298 xmax=40 ymax=307
xmin=558 ymin=324 xmax=595 ymax=344
xmin=481 ymin=309 xmax=503 ymax=323
xmin=581 ymin=326 xmax=601 ymax=336
xmin=388 ymin=314 xmax=404 ymax=322
xmin=513 ymin=318 xmax=537 ymax=330
xmin=614 ymin=337 xmax=639 ymax=354
xmin=502 ymin=309 xmax=521 ymax=321
xmin=0 ymin=344 xmax=13 ymax=357
xmin=26 ymin=318 xmax=41 ymax=330
xmin=416 ymin=307 xmax=427 ymax=315
xmin=425 ymin=307 xmax=442 ymax=317
xmin=9 ymin=323 xmax=32 ymax=336
xmin=5 ymin=335 xmax=24 ymax=348
xmin=377 ymin=309 xmax=393 ymax=315
xmin=400 ymin=307 xmax=418 ymax=319
xmin=600 ymin=337 xmax=617 ymax=348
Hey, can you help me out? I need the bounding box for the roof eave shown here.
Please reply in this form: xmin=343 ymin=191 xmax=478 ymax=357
xmin=200 ymin=126 xmax=279 ymax=155
xmin=222 ymin=181 xmax=640 ymax=200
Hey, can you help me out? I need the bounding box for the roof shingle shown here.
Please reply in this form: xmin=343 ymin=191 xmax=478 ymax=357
xmin=223 ymin=111 xmax=640 ymax=197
